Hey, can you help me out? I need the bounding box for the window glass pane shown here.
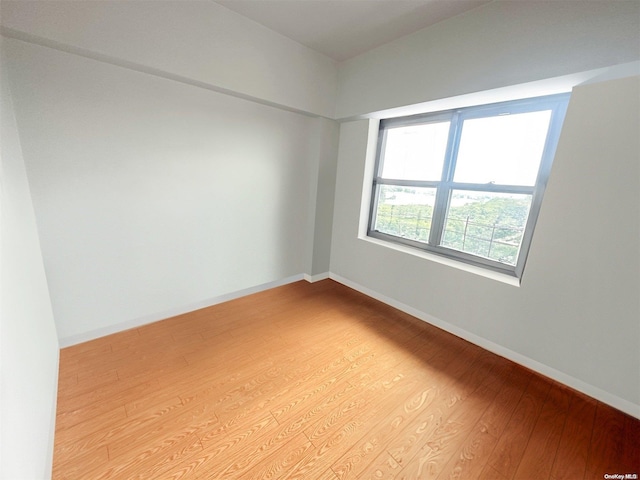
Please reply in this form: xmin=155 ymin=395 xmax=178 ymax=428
xmin=441 ymin=191 xmax=532 ymax=265
xmin=373 ymin=185 xmax=436 ymax=243
xmin=453 ymin=111 xmax=552 ymax=186
xmin=381 ymin=122 xmax=449 ymax=181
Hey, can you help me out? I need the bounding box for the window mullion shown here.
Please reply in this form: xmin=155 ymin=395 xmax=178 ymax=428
xmin=448 ymin=183 xmax=536 ymax=195
xmin=376 ymin=178 xmax=440 ymax=188
xmin=429 ymin=186 xmax=449 ymax=246
xmin=429 ymin=112 xmax=461 ymax=246
xmin=367 ymin=124 xmax=388 ymax=235
xmin=368 ymin=93 xmax=570 ymax=279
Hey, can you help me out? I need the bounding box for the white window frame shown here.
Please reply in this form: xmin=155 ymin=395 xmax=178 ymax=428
xmin=367 ymin=94 xmax=570 ymax=279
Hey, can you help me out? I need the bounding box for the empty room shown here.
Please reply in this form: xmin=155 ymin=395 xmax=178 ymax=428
xmin=1 ymin=1 xmax=639 ymax=479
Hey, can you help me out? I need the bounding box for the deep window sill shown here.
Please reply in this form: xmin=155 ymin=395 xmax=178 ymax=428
xmin=360 ymin=234 xmax=522 ymax=287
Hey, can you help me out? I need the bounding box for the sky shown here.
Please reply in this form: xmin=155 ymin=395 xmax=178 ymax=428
xmin=381 ymin=110 xmax=552 ymax=187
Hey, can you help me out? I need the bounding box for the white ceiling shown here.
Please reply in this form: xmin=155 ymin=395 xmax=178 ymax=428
xmin=214 ymin=0 xmax=492 ymax=62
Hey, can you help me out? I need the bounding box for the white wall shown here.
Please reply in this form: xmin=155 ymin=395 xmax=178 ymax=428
xmin=330 ymin=0 xmax=640 ymax=418
xmin=0 ymin=40 xmax=59 ymax=479
xmin=336 ymin=0 xmax=640 ymax=119
xmin=0 ymin=3 xmax=340 ymax=475
xmin=330 ymin=75 xmax=640 ymax=416
xmin=4 ymin=36 xmax=338 ymax=344
xmin=308 ymin=117 xmax=340 ymax=277
xmin=1 ymin=0 xmax=337 ymax=117
xmin=1 ymin=14 xmax=638 ymax=480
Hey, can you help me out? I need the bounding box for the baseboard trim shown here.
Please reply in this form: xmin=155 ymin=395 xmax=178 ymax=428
xmin=56 ymin=270 xmax=639 ymax=418
xmin=58 ymin=274 xmax=305 ymax=347
xmin=329 ymin=272 xmax=640 ymax=419
xmin=304 ymin=272 xmax=330 ymax=283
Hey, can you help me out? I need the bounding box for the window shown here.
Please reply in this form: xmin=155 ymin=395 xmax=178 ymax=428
xmin=368 ymin=94 xmax=569 ymax=278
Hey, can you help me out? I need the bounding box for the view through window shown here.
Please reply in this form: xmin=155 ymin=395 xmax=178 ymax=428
xmin=368 ymin=94 xmax=570 ymax=278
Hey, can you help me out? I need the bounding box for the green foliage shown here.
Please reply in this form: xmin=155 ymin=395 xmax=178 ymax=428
xmin=449 ymin=196 xmax=530 ymax=228
xmin=374 ymin=192 xmax=531 ymax=265
xmin=375 ymin=203 xmax=433 ymax=242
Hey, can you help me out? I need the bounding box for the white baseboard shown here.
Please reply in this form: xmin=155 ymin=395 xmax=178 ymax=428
xmin=329 ymin=273 xmax=640 ymax=419
xmin=56 ymin=269 xmax=639 ymax=419
xmin=58 ymin=274 xmax=305 ymax=347
xmin=304 ymin=272 xmax=330 ymax=283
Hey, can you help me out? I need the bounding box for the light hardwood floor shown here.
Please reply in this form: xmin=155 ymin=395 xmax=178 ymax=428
xmin=53 ymin=280 xmax=639 ymax=479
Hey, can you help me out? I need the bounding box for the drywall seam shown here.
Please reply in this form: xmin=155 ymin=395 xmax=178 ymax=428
xmin=329 ymin=272 xmax=640 ymax=419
